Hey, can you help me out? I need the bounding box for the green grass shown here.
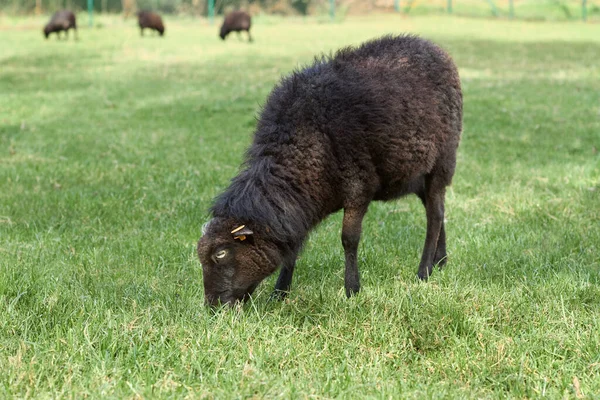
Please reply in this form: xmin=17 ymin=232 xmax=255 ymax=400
xmin=1 ymin=14 xmax=599 ymax=398
xmin=399 ymin=0 xmax=600 ymax=21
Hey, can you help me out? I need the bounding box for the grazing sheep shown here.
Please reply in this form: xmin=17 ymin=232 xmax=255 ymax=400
xmin=219 ymin=11 xmax=252 ymax=42
xmin=43 ymin=10 xmax=77 ymax=40
xmin=197 ymin=35 xmax=463 ymax=307
xmin=137 ymin=10 xmax=165 ymax=36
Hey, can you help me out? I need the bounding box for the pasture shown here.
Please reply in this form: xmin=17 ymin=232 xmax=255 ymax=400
xmin=1 ymin=14 xmax=599 ymax=398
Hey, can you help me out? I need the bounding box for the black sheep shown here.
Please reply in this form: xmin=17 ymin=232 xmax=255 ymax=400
xmin=137 ymin=10 xmax=165 ymax=36
xmin=219 ymin=11 xmax=252 ymax=42
xmin=197 ymin=35 xmax=463 ymax=307
xmin=43 ymin=10 xmax=77 ymax=40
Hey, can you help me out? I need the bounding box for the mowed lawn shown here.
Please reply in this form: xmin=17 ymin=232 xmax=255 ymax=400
xmin=1 ymin=14 xmax=599 ymax=398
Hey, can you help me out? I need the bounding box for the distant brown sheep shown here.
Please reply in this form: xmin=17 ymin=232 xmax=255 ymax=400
xmin=43 ymin=10 xmax=77 ymax=40
xmin=198 ymin=35 xmax=463 ymax=307
xmin=137 ymin=10 xmax=165 ymax=36
xmin=220 ymin=11 xmax=252 ymax=42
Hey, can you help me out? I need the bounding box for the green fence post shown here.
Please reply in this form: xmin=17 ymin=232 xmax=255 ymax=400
xmin=87 ymin=0 xmax=93 ymax=27
xmin=485 ymin=0 xmax=498 ymax=16
xmin=208 ymin=0 xmax=214 ymax=24
xmin=582 ymin=0 xmax=587 ymax=22
xmin=329 ymin=0 xmax=335 ymax=20
xmin=447 ymin=0 xmax=452 ymax=14
xmin=395 ymin=0 xmax=400 ymax=13
xmin=509 ymin=0 xmax=514 ymax=19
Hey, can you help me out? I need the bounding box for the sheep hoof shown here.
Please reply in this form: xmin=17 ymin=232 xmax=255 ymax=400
xmin=417 ymin=269 xmax=432 ymax=281
xmin=269 ymin=290 xmax=289 ymax=301
xmin=345 ymin=285 xmax=360 ymax=298
xmin=433 ymin=253 xmax=448 ymax=269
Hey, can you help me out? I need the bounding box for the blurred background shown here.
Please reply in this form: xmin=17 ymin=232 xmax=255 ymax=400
xmin=1 ymin=0 xmax=599 ymax=23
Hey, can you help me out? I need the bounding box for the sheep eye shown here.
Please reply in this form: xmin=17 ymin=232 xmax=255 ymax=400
xmin=215 ymin=250 xmax=227 ymax=259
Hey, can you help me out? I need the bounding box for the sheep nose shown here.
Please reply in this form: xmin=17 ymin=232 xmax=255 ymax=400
xmin=205 ymin=293 xmax=237 ymax=308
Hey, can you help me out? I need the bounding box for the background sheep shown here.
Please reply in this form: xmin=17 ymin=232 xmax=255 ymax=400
xmin=197 ymin=35 xmax=462 ymax=307
xmin=219 ymin=11 xmax=252 ymax=42
xmin=43 ymin=10 xmax=77 ymax=40
xmin=137 ymin=10 xmax=165 ymax=36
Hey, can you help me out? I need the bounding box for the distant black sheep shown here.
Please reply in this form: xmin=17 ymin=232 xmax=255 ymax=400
xmin=219 ymin=11 xmax=252 ymax=42
xmin=137 ymin=10 xmax=165 ymax=36
xmin=43 ymin=10 xmax=77 ymax=40
xmin=197 ymin=35 xmax=463 ymax=307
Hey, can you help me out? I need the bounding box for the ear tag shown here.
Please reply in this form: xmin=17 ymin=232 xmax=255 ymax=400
xmin=231 ymin=224 xmax=253 ymax=241
xmin=231 ymin=225 xmax=245 ymax=234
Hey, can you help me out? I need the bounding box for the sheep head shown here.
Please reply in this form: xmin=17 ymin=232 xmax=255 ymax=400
xmin=197 ymin=218 xmax=281 ymax=307
xmin=219 ymin=26 xmax=228 ymax=40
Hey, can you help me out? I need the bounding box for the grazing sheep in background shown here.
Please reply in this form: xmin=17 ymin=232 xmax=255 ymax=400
xmin=219 ymin=11 xmax=252 ymax=42
xmin=197 ymin=35 xmax=463 ymax=307
xmin=43 ymin=10 xmax=77 ymax=40
xmin=137 ymin=10 xmax=165 ymax=36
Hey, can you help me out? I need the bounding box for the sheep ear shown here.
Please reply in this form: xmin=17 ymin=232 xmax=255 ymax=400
xmin=231 ymin=225 xmax=253 ymax=241
xmin=201 ymin=219 xmax=213 ymax=235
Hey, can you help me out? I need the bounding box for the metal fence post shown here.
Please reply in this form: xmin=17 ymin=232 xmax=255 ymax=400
xmin=485 ymin=0 xmax=498 ymax=16
xmin=87 ymin=0 xmax=93 ymax=26
xmin=395 ymin=0 xmax=400 ymax=13
xmin=447 ymin=0 xmax=452 ymax=14
xmin=330 ymin=0 xmax=335 ymax=20
xmin=582 ymin=0 xmax=587 ymax=21
xmin=208 ymin=0 xmax=214 ymax=24
xmin=509 ymin=0 xmax=514 ymax=19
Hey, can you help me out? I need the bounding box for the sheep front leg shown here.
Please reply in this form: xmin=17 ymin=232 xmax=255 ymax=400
xmin=342 ymin=207 xmax=367 ymax=297
xmin=272 ymin=246 xmax=300 ymax=299
xmin=417 ymin=188 xmax=447 ymax=267
xmin=417 ymin=175 xmax=446 ymax=280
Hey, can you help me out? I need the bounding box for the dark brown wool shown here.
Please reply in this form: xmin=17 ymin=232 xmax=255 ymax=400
xmin=43 ymin=10 xmax=77 ymax=40
xmin=219 ymin=11 xmax=252 ymax=42
xmin=137 ymin=10 xmax=165 ymax=36
xmin=198 ymin=35 xmax=463 ymax=306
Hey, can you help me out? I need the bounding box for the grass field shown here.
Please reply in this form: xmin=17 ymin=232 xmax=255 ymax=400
xmin=1 ymin=14 xmax=600 ymax=398
xmin=392 ymin=0 xmax=600 ymax=21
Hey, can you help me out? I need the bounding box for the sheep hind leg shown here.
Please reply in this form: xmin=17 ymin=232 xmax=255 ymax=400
xmin=247 ymin=30 xmax=253 ymax=42
xmin=342 ymin=206 xmax=368 ymax=297
xmin=416 ymin=188 xmax=447 ymax=268
xmin=433 ymin=223 xmax=447 ymax=267
xmin=417 ymin=173 xmax=447 ymax=281
xmin=271 ymin=246 xmax=300 ymax=300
